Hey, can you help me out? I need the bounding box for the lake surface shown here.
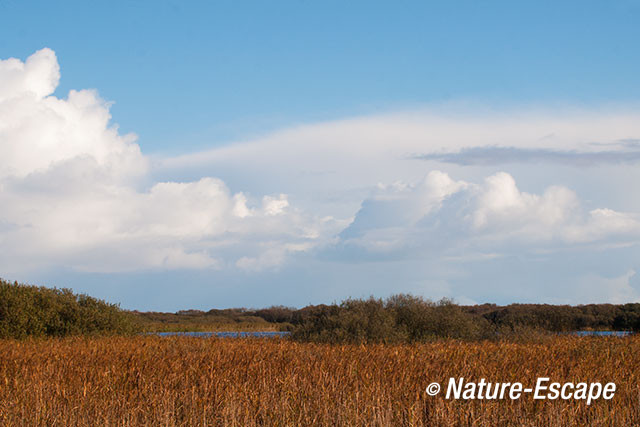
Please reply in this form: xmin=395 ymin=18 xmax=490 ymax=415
xmin=571 ymin=331 xmax=633 ymax=337
xmin=153 ymin=331 xmax=291 ymax=338
xmin=151 ymin=331 xmax=633 ymax=338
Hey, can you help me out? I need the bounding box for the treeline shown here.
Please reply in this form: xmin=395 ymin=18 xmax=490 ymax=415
xmin=3 ymin=278 xmax=640 ymax=342
xmin=135 ymin=295 xmax=640 ymax=342
xmin=254 ymin=295 xmax=640 ymax=343
xmin=0 ymin=279 xmax=138 ymax=339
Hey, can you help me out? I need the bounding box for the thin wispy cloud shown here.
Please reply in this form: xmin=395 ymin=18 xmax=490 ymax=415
xmin=412 ymin=145 xmax=640 ymax=166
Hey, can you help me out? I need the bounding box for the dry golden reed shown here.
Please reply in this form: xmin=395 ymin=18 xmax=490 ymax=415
xmin=1 ymin=336 xmax=639 ymax=426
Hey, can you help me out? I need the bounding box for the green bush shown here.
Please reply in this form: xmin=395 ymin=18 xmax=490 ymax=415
xmin=291 ymin=294 xmax=492 ymax=343
xmin=0 ymin=279 xmax=139 ymax=339
xmin=291 ymin=295 xmax=640 ymax=344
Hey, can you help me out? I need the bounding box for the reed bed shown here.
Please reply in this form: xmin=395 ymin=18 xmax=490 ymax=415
xmin=0 ymin=336 xmax=638 ymax=426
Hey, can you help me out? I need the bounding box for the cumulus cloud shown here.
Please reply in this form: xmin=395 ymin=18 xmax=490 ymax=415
xmin=3 ymin=49 xmax=640 ymax=305
xmin=0 ymin=49 xmax=341 ymax=275
xmin=0 ymin=49 xmax=146 ymax=182
xmin=335 ymin=170 xmax=640 ymax=257
xmin=0 ymin=47 xmax=60 ymax=102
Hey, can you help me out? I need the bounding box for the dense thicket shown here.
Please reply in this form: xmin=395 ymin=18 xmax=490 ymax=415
xmin=0 ymin=279 xmax=138 ymax=338
xmin=3 ymin=277 xmax=640 ymax=342
xmin=289 ymin=296 xmax=493 ymax=343
xmin=134 ymin=296 xmax=640 ymax=342
xmin=274 ymin=296 xmax=640 ymax=343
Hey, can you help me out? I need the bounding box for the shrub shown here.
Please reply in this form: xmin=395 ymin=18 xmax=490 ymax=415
xmin=0 ymin=279 xmax=139 ymax=339
xmin=291 ymin=295 xmax=492 ymax=343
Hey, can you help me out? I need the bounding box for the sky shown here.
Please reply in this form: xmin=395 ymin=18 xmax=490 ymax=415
xmin=1 ymin=1 xmax=640 ymax=310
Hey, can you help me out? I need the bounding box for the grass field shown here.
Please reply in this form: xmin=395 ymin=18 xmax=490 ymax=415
xmin=1 ymin=336 xmax=638 ymax=426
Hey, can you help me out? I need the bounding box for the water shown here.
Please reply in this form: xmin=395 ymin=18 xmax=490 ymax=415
xmin=152 ymin=331 xmax=291 ymax=338
xmin=150 ymin=331 xmax=634 ymax=338
xmin=571 ymin=331 xmax=633 ymax=337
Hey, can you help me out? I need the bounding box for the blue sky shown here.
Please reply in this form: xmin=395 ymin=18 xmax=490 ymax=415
xmin=1 ymin=1 xmax=640 ymax=310
xmin=3 ymin=0 xmax=640 ymax=152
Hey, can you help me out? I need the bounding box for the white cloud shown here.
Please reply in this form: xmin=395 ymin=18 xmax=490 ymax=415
xmin=159 ymin=108 xmax=640 ymax=179
xmin=0 ymin=47 xmax=59 ymax=102
xmin=470 ymin=172 xmax=582 ymax=239
xmin=0 ymin=49 xmax=340 ymax=274
xmin=3 ymin=48 xmax=640 ymax=304
xmin=337 ymin=170 xmax=640 ymax=256
xmin=0 ymin=50 xmax=146 ymax=182
xmin=262 ymin=194 xmax=289 ymax=216
xmin=576 ymin=270 xmax=640 ymax=304
xmin=155 ymin=105 xmax=640 ymax=226
xmin=564 ymin=208 xmax=640 ymax=244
